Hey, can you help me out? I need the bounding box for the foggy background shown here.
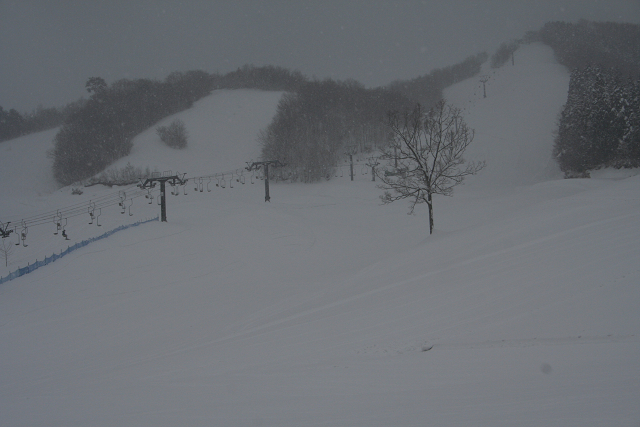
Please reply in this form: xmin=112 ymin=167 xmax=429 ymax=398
xmin=1 ymin=0 xmax=639 ymax=112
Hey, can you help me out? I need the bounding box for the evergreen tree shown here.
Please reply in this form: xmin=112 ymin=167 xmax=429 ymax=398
xmin=618 ymin=79 xmax=640 ymax=166
xmin=555 ymin=67 xmax=639 ymax=175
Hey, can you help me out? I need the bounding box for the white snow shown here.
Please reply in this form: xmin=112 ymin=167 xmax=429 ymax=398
xmin=1 ymin=43 xmax=639 ymax=426
xmin=108 ymin=89 xmax=285 ymax=177
xmin=0 ymin=128 xmax=60 ymax=209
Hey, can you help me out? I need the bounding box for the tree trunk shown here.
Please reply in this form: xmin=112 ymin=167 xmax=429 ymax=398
xmin=427 ymin=192 xmax=434 ymax=235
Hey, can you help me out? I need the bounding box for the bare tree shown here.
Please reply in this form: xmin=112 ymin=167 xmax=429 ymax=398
xmin=1 ymin=237 xmax=15 ymax=267
xmin=377 ymin=100 xmax=485 ymax=234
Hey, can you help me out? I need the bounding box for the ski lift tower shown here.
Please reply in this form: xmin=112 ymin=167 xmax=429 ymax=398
xmin=138 ymin=173 xmax=188 ymax=222
xmin=246 ymin=160 xmax=286 ymax=202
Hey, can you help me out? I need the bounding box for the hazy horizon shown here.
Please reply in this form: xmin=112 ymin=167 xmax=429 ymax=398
xmin=1 ymin=0 xmax=639 ymax=112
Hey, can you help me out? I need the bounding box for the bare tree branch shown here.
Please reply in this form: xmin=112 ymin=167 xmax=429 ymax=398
xmin=376 ymin=100 xmax=485 ymax=234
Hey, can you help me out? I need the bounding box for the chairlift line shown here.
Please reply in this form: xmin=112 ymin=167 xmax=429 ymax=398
xmin=2 ymin=184 xmax=153 ymax=243
xmin=1 ymin=182 xmax=142 ymax=225
xmin=5 ymin=158 xmax=297 ymax=236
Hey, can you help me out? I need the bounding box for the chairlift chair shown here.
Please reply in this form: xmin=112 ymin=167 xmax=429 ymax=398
xmin=53 ymin=215 xmax=61 ymax=235
xmin=20 ymin=224 xmax=28 ymax=247
xmin=119 ymin=191 xmax=127 ymax=214
xmin=61 ymin=218 xmax=69 ymax=240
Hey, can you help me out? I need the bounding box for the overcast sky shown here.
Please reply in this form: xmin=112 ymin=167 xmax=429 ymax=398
xmin=1 ymin=0 xmax=639 ymax=112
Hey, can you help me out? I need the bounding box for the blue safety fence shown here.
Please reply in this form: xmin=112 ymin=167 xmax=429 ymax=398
xmin=0 ymin=216 xmax=159 ymax=285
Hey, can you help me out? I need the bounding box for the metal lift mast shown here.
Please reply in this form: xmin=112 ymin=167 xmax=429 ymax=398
xmin=138 ymin=173 xmax=188 ymax=222
xmin=245 ymin=160 xmax=286 ymax=202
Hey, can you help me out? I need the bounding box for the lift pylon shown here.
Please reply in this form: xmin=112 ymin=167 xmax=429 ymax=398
xmin=138 ymin=173 xmax=188 ymax=222
xmin=246 ymin=160 xmax=286 ymax=202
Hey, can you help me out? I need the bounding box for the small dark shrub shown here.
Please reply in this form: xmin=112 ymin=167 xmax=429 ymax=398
xmin=157 ymin=119 xmax=188 ymax=149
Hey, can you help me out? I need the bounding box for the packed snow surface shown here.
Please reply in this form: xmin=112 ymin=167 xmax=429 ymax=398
xmin=1 ymin=44 xmax=639 ymax=426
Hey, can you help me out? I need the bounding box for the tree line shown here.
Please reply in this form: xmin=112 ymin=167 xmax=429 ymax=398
xmin=0 ymin=101 xmax=84 ymax=143
xmin=50 ymin=66 xmax=306 ymax=185
xmin=1 ymin=64 xmax=307 ymax=146
xmin=535 ymin=20 xmax=640 ymax=176
xmin=8 ymin=20 xmax=640 ymax=185
xmin=537 ymin=20 xmax=640 ymax=79
xmin=259 ymin=79 xmax=413 ymax=182
xmin=15 ymin=51 xmax=488 ymax=186
xmin=554 ymin=67 xmax=639 ymax=175
xmin=260 ymin=53 xmax=491 ymax=182
xmin=387 ymin=52 xmax=488 ymax=106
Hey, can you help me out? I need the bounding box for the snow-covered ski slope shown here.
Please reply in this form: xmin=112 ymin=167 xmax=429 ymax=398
xmin=1 ymin=43 xmax=639 ymax=426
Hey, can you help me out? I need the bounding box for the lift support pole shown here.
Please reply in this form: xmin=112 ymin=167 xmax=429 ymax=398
xmin=246 ymin=160 xmax=286 ymax=202
xmin=138 ymin=173 xmax=187 ymax=222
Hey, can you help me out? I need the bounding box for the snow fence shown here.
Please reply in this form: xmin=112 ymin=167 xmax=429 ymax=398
xmin=0 ymin=216 xmax=159 ymax=285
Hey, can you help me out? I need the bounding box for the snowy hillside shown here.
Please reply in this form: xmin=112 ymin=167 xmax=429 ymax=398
xmin=445 ymin=42 xmax=569 ymax=188
xmin=1 ymin=44 xmax=639 ymax=427
xmin=0 ymin=128 xmax=59 ymax=208
xmin=107 ymin=89 xmax=284 ymax=177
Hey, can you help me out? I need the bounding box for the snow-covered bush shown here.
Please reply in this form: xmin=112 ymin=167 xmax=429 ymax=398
xmin=157 ymin=119 xmax=188 ymax=149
